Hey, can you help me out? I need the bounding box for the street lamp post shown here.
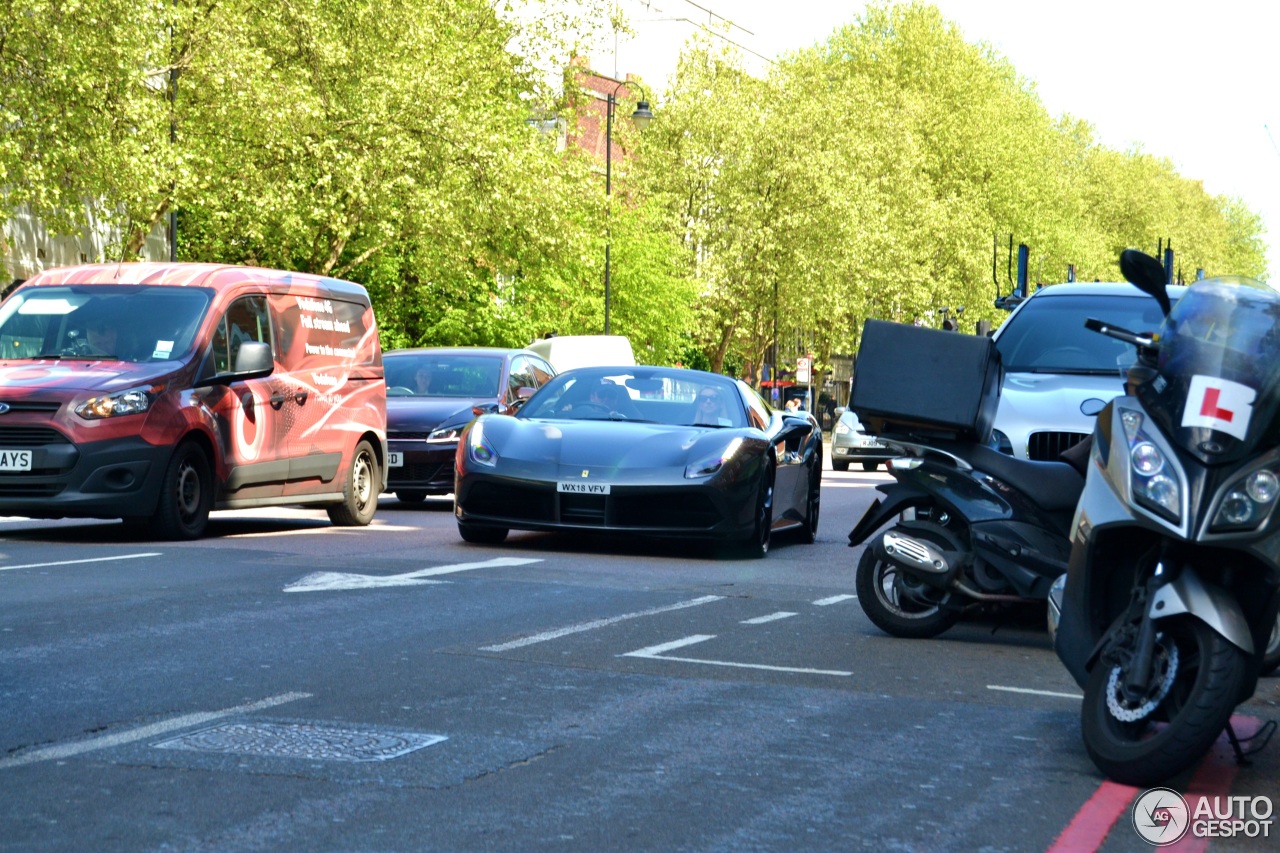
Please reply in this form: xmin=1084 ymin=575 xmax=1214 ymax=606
xmin=603 ymin=87 xmax=653 ymax=335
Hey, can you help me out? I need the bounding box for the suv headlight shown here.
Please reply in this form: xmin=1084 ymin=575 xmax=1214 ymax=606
xmin=75 ymin=385 xmax=159 ymax=419
xmin=1121 ymin=411 xmax=1181 ymax=523
xmin=1211 ymin=468 xmax=1280 ymax=532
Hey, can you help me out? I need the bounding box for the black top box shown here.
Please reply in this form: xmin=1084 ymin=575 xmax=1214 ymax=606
xmin=850 ymin=319 xmax=1003 ymax=444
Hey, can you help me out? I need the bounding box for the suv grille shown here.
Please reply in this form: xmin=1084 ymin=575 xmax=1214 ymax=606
xmin=1028 ymin=431 xmax=1089 ymax=461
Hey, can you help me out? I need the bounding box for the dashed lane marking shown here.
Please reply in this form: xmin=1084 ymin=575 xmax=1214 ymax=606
xmin=479 ymin=595 xmax=725 ymax=652
xmin=740 ymin=611 xmax=796 ymax=624
xmin=623 ymin=634 xmax=854 ymax=677
xmin=1 ymin=553 xmax=162 ymax=572
xmin=987 ymin=685 xmax=1083 ymax=700
xmin=0 ymin=692 xmax=312 ymax=770
xmin=813 ymin=594 xmax=856 ymax=605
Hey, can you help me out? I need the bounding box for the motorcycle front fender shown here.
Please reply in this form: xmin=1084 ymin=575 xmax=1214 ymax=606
xmin=848 ymin=483 xmax=931 ymax=546
xmin=1151 ymin=570 xmax=1255 ymax=655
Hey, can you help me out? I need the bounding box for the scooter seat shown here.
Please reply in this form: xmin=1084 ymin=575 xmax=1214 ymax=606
xmin=962 ymin=443 xmax=1085 ymax=512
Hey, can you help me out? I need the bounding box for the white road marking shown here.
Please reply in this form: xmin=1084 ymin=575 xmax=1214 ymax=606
xmin=987 ymin=685 xmax=1083 ymax=700
xmin=0 ymin=692 xmax=312 ymax=770
xmin=623 ymin=634 xmax=853 ymax=677
xmin=740 ymin=611 xmax=796 ymax=625
xmin=479 ymin=595 xmax=724 ymax=652
xmin=1 ymin=553 xmax=162 ymax=572
xmin=285 ymin=557 xmax=542 ymax=592
xmin=820 ymin=482 xmax=885 ymax=488
xmin=813 ymin=594 xmax=856 ymax=606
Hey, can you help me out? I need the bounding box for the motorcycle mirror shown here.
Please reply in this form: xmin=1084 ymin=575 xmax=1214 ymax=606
xmin=1119 ymin=249 xmax=1173 ymax=317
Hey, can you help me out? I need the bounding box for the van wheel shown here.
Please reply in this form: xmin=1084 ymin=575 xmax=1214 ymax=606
xmin=150 ymin=442 xmax=213 ymax=540
xmin=327 ymin=440 xmax=379 ymax=526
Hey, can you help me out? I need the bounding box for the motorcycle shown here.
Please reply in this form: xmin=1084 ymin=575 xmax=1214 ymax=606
xmin=1050 ymin=249 xmax=1280 ymax=785
xmin=847 ymin=423 xmax=1088 ymax=640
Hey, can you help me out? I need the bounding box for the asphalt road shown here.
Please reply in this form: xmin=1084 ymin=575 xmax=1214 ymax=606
xmin=2 ymin=454 xmax=1278 ymax=852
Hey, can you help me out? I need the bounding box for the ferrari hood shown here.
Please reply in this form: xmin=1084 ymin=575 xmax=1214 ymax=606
xmin=486 ymin=417 xmax=735 ymax=471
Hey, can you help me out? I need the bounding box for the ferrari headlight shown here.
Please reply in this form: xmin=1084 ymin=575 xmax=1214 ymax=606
xmin=428 ymin=425 xmax=463 ymax=443
xmin=685 ymin=437 xmax=743 ymax=479
xmin=1211 ymin=467 xmax=1280 ymax=532
xmin=467 ymin=419 xmax=497 ymax=467
xmin=75 ymin=385 xmax=158 ymax=420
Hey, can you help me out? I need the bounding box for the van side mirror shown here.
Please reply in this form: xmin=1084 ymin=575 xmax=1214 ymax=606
xmin=234 ymin=341 xmax=274 ymax=374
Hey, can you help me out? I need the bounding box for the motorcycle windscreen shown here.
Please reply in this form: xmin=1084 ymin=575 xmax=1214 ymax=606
xmin=1137 ymin=277 xmax=1280 ymax=463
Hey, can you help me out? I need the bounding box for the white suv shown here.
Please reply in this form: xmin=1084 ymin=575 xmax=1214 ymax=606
xmin=990 ymin=282 xmax=1184 ymax=460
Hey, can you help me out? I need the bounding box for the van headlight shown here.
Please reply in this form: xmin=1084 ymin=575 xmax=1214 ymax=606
xmin=1211 ymin=468 xmax=1280 ymax=532
xmin=75 ymin=385 xmax=158 ymax=419
xmin=1122 ymin=412 xmax=1181 ymax=523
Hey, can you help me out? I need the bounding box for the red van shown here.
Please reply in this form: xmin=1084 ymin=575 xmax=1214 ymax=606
xmin=0 ymin=262 xmax=387 ymax=539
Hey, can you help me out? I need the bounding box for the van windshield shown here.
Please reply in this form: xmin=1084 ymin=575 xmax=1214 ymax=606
xmin=0 ymin=285 xmax=213 ymax=362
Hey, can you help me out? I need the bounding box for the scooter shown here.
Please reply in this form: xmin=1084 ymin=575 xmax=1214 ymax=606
xmin=847 ymin=435 xmax=1087 ymax=639
xmin=1049 ymin=249 xmax=1280 ymax=785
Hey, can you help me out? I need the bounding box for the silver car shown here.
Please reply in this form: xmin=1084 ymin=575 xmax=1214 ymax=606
xmin=990 ymin=281 xmax=1185 ymax=460
xmin=830 ymin=408 xmax=896 ymax=471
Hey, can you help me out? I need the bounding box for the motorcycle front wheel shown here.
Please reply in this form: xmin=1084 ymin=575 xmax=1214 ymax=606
xmin=1081 ymin=616 xmax=1248 ymax=786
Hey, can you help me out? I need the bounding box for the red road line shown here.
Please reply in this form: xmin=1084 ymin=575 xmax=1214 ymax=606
xmin=1046 ymin=715 xmax=1262 ymax=853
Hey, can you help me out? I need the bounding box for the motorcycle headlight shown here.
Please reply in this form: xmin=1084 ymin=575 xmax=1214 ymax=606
xmin=1211 ymin=467 xmax=1280 ymax=532
xmin=685 ymin=437 xmax=744 ymax=479
xmin=75 ymin=385 xmax=159 ymax=420
xmin=1124 ymin=419 xmax=1181 ymax=523
xmin=466 ymin=420 xmax=498 ymax=467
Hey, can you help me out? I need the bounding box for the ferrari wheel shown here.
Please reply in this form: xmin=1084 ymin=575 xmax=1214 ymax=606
xmin=798 ymin=451 xmax=821 ymax=545
xmin=736 ymin=466 xmax=774 ymax=559
xmin=458 ymin=522 xmax=509 ymax=544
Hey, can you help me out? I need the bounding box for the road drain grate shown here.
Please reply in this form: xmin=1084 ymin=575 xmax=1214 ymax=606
xmin=152 ymin=721 xmax=447 ymax=762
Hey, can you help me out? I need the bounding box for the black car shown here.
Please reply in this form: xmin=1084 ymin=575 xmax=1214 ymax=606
xmin=383 ymin=347 xmax=555 ymax=502
xmin=453 ymin=366 xmax=822 ymax=557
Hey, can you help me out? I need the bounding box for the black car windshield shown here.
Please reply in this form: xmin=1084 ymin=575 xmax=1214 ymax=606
xmin=520 ymin=367 xmax=746 ymax=428
xmin=995 ymin=290 xmax=1170 ymax=374
xmin=0 ymin=285 xmax=211 ymax=362
xmin=385 ymin=354 xmax=503 ymax=398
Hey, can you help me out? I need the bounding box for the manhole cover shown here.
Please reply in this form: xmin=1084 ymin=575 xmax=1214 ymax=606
xmin=152 ymin=721 xmax=447 ymax=762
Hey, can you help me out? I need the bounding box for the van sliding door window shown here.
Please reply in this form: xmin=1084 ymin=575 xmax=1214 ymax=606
xmin=212 ymin=296 xmax=272 ymax=373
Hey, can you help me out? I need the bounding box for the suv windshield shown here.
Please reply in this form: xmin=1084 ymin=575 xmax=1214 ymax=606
xmin=995 ymin=291 xmax=1168 ymax=374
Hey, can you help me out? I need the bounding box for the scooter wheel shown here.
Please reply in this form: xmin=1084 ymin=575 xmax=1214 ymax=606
xmin=1081 ymin=616 xmax=1247 ymax=786
xmin=855 ymin=546 xmax=960 ymax=639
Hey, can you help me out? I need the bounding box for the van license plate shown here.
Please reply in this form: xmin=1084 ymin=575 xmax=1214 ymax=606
xmin=388 ymin=452 xmax=403 ymax=468
xmin=0 ymin=449 xmax=32 ymax=472
xmin=557 ymin=481 xmax=610 ymax=495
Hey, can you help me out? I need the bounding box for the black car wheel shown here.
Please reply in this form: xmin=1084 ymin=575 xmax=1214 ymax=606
xmin=798 ymin=449 xmax=821 ymax=544
xmin=396 ymin=490 xmax=427 ymax=504
xmin=861 ymin=461 xmax=879 ymax=471
xmin=149 ymin=441 xmax=213 ymax=540
xmin=832 ymin=460 xmax=850 ymax=472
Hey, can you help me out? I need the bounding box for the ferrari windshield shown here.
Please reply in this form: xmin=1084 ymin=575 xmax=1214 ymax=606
xmin=0 ymin=285 xmax=212 ymax=362
xmin=520 ymin=367 xmax=747 ymax=428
